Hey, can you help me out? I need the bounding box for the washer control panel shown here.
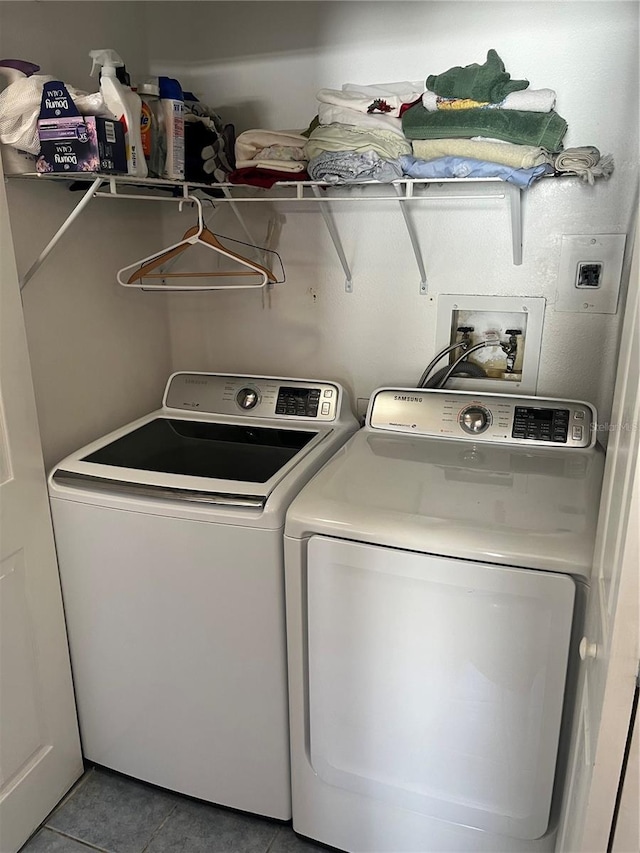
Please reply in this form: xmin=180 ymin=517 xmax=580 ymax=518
xmin=368 ymin=388 xmax=596 ymax=448
xmin=164 ymin=373 xmax=340 ymax=421
xmin=459 ymin=405 xmax=492 ymax=435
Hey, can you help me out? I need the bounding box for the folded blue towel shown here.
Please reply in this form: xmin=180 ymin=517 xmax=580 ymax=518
xmin=400 ymin=154 xmax=553 ymax=188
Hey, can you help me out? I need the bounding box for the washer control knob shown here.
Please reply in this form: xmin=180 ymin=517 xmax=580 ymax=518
xmin=460 ymin=406 xmax=491 ymax=434
xmin=236 ymin=387 xmax=260 ymax=410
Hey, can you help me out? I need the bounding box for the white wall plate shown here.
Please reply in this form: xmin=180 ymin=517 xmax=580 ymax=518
xmin=555 ymin=234 xmax=626 ymax=314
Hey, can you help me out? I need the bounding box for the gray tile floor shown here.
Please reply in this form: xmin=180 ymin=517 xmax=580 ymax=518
xmin=20 ymin=767 xmax=330 ymax=853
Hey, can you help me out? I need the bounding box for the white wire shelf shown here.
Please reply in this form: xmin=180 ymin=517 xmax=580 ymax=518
xmin=8 ymin=171 xmax=528 ymax=291
xmin=9 ymin=169 xmax=523 ymax=197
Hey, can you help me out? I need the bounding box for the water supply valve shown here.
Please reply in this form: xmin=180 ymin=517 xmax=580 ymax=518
xmin=501 ymin=329 xmax=522 ymax=373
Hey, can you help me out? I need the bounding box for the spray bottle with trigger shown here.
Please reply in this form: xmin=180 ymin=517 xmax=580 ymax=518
xmin=89 ymin=49 xmax=147 ymax=178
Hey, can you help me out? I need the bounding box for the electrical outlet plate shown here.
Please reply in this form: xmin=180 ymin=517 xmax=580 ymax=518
xmin=555 ymin=234 xmax=626 ymax=314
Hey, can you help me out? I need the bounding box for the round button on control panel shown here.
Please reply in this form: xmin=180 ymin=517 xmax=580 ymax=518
xmin=236 ymin=387 xmax=260 ymax=410
xmin=459 ymin=405 xmax=492 ymax=435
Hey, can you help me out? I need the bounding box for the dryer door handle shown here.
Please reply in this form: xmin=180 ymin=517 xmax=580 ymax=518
xmin=579 ymin=637 xmax=598 ymax=660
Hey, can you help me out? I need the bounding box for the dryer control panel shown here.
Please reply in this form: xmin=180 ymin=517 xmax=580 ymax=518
xmin=368 ymin=388 xmax=597 ymax=448
xmin=164 ymin=373 xmax=341 ymax=422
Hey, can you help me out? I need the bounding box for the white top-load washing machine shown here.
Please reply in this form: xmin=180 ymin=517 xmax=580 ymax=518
xmin=284 ymin=387 xmax=605 ymax=852
xmin=48 ymin=372 xmax=357 ymax=820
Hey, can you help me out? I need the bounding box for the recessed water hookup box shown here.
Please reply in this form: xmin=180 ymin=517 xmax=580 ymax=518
xmin=434 ymin=295 xmax=546 ymax=394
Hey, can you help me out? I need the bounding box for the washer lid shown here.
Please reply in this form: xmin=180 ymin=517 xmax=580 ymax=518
xmin=81 ymin=417 xmax=317 ymax=484
xmin=285 ymin=429 xmax=605 ymax=577
xmin=50 ymin=411 xmax=335 ymax=507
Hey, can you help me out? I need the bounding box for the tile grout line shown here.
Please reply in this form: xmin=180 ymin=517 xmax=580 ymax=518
xmin=263 ymin=824 xmax=284 ymax=853
xmin=43 ymin=826 xmax=113 ymax=853
xmin=45 ymin=767 xmax=96 ymax=823
xmin=139 ymin=802 xmax=180 ymax=853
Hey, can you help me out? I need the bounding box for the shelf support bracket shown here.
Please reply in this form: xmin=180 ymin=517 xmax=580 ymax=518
xmin=311 ymin=185 xmax=353 ymax=292
xmin=220 ymin=186 xmax=260 ymax=248
xmin=19 ymin=176 xmax=105 ymax=290
xmin=507 ymin=183 xmax=523 ymax=265
xmin=393 ymin=184 xmax=428 ymax=293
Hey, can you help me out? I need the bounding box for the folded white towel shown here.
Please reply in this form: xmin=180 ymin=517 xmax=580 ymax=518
xmin=343 ymin=80 xmax=423 ymax=96
xmin=317 ymin=102 xmax=405 ymax=137
xmin=235 ymin=129 xmax=308 ymax=164
xmin=500 ymin=88 xmax=556 ymax=112
xmin=317 ymin=80 xmax=423 ymax=118
xmin=422 ymin=88 xmax=557 ymax=113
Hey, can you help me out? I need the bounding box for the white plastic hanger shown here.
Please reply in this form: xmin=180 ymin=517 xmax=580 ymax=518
xmin=116 ymin=195 xmax=279 ymax=290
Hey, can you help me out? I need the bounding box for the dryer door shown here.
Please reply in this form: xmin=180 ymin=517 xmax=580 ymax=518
xmin=305 ymin=535 xmax=576 ymax=841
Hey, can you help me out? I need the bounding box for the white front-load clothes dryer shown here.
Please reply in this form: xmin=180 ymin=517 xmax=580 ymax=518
xmin=284 ymin=387 xmax=605 ymax=852
xmin=48 ymin=372 xmax=358 ymax=820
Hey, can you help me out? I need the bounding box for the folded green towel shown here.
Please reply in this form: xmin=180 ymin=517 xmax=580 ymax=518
xmin=426 ymin=49 xmax=529 ymax=103
xmin=402 ymin=103 xmax=567 ymax=151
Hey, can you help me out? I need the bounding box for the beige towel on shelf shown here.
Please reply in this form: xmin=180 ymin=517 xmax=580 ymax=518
xmin=317 ymin=102 xmax=405 ymax=136
xmin=411 ymin=138 xmax=553 ymax=169
xmin=554 ymin=146 xmax=614 ymax=184
xmin=305 ymin=123 xmax=411 ymax=161
xmin=235 ymin=129 xmax=309 ymax=170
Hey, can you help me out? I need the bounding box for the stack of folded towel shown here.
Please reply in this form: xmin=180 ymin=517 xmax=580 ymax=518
xmin=227 ymin=50 xmax=613 ymax=189
xmin=400 ymin=49 xmax=567 ymax=187
xmin=228 ymin=129 xmax=311 ymax=187
xmin=303 ymin=81 xmax=421 ymax=183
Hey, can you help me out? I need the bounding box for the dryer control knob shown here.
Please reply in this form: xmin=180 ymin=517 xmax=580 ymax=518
xmin=460 ymin=406 xmax=491 ymax=434
xmin=236 ymin=387 xmax=260 ymax=410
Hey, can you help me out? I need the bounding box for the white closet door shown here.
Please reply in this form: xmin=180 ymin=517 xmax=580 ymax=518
xmin=556 ymin=220 xmax=640 ymax=853
xmin=0 ymin=165 xmax=83 ymax=852
xmin=306 ymin=535 xmax=576 ymax=842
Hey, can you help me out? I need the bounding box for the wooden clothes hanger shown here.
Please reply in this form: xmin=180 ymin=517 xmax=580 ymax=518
xmin=116 ymin=196 xmax=281 ymax=291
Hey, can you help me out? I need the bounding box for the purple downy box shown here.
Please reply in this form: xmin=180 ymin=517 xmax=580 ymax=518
xmin=36 ymin=81 xmax=126 ymax=174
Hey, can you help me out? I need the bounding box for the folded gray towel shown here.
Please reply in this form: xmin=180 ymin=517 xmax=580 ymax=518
xmin=307 ymin=150 xmax=403 ymax=184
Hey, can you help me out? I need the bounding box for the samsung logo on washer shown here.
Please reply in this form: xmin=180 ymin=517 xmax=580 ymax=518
xmin=394 ymin=395 xmax=423 ymax=403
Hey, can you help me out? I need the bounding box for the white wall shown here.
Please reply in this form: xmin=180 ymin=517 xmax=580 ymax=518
xmin=148 ymin=1 xmax=638 ymax=423
xmin=0 ymin=1 xmax=172 ymax=468
xmin=1 ymin=0 xmax=638 ymax=465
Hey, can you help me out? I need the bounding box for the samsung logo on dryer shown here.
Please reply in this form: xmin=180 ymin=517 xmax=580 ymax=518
xmin=393 ymin=394 xmax=423 ymax=403
xmin=185 ymin=378 xmax=209 ymax=385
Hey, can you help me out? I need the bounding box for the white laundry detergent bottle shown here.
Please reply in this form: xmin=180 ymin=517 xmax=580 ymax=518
xmin=158 ymin=76 xmax=184 ymax=180
xmin=89 ymin=49 xmax=147 ymax=178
